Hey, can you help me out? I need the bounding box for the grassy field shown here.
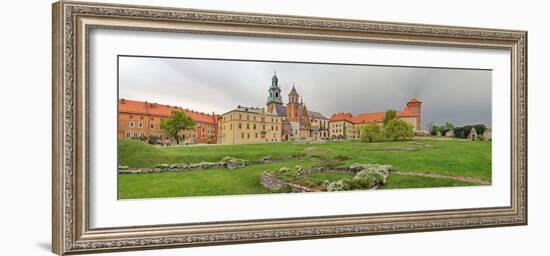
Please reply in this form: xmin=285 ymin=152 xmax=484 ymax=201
xmin=118 ymin=139 xmax=491 ymax=199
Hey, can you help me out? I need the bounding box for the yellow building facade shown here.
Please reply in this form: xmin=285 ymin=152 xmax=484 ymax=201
xmin=329 ymin=120 xmax=356 ymax=140
xmin=218 ymin=106 xmax=283 ymax=144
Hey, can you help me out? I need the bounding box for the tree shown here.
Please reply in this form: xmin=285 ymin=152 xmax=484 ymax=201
xmin=431 ymin=122 xmax=455 ymax=136
xmin=473 ymin=124 xmax=487 ymax=136
xmin=452 ymin=124 xmax=485 ymax=138
xmin=360 ymin=124 xmax=385 ymax=143
xmin=384 ymin=119 xmax=414 ymax=141
xmin=383 ymin=109 xmax=397 ymax=127
xmin=160 ymin=110 xmax=196 ymax=144
xmin=443 ymin=122 xmax=455 ymax=131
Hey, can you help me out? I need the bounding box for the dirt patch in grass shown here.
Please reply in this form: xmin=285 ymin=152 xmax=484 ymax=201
xmin=393 ymin=171 xmax=490 ymax=185
xmin=304 ymin=146 xmax=330 ymax=154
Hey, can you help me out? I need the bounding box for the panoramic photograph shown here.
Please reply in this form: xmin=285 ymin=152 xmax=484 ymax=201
xmin=117 ymin=56 xmax=492 ymax=199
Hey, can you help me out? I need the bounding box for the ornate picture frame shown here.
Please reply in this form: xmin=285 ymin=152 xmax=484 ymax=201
xmin=52 ymin=1 xmax=527 ymax=255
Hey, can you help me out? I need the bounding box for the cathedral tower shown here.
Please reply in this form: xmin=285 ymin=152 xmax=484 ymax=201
xmin=287 ymin=85 xmax=300 ymax=123
xmin=266 ymin=72 xmax=283 ymax=113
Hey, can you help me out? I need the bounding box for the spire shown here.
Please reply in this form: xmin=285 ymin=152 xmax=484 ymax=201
xmin=271 ymin=70 xmax=279 ymax=87
xmin=267 ymin=71 xmax=282 ymax=104
xmin=289 ymin=84 xmax=299 ymax=96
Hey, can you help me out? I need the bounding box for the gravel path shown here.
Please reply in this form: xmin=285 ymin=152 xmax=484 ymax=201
xmin=392 ymin=171 xmax=491 ymax=185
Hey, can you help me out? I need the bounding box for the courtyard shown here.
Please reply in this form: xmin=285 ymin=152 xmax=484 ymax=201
xmin=118 ymin=138 xmax=491 ymax=199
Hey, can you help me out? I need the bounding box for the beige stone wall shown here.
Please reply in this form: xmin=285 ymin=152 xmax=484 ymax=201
xmin=299 ymin=129 xmax=312 ymax=140
xmin=218 ymin=110 xmax=282 ymax=144
xmin=329 ymin=120 xmax=355 ymax=139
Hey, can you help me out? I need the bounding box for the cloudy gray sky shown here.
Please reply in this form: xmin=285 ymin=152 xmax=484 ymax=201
xmin=119 ymin=56 xmax=491 ymax=128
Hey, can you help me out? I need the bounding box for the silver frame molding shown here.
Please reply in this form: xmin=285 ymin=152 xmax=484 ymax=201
xmin=52 ymin=1 xmax=527 ymax=255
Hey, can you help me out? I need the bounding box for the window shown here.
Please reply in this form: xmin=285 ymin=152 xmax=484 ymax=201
xmin=241 ymin=133 xmax=244 ymax=139
xmin=239 ymin=114 xmax=242 ymax=120
xmin=138 ymin=122 xmax=143 ymax=128
xmin=129 ymin=115 xmax=133 ymax=119
xmin=276 ymin=126 xmax=278 ymax=131
xmin=246 ymin=124 xmax=250 ymax=129
xmin=140 ymin=116 xmax=144 ymax=120
xmin=151 ymin=117 xmax=154 ymax=121
xmin=255 ymin=133 xmax=258 ymax=138
xmin=125 ymin=132 xmax=130 ymax=138
xmin=253 ymin=116 xmax=256 ymax=121
xmin=247 ymin=133 xmax=250 ymax=138
xmin=253 ymin=124 xmax=256 ymax=130
xmin=129 ymin=121 xmax=135 ymax=128
xmin=247 ymin=115 xmax=250 ymax=120
xmin=238 ymin=123 xmax=242 ymax=129
xmin=262 ymin=125 xmax=266 ymax=130
xmin=150 ymin=124 xmax=154 ymax=129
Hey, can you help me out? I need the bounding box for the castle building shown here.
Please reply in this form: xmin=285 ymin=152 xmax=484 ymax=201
xmin=118 ymin=99 xmax=219 ymax=144
xmin=265 ymin=72 xmax=328 ymax=141
xmin=217 ymin=106 xmax=282 ymax=144
xmin=118 ymin=73 xmax=422 ymax=145
xmin=329 ymin=98 xmax=422 ymax=139
xmin=309 ymin=111 xmax=330 ymax=140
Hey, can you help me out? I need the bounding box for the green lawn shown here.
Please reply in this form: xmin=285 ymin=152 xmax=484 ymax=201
xmin=118 ymin=139 xmax=491 ymax=199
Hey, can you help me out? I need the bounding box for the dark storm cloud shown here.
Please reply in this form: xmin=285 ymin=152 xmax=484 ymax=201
xmin=119 ymin=56 xmax=491 ymax=128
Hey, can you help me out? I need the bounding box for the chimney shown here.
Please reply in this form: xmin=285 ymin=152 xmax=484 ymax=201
xmin=120 ymin=98 xmax=126 ymax=104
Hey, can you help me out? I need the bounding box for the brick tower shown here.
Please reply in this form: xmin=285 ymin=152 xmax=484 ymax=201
xmin=287 ymin=85 xmax=300 ymax=122
xmin=406 ymin=97 xmax=422 ymax=130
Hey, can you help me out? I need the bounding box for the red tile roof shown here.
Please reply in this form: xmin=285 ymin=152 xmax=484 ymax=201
xmin=119 ymin=99 xmax=219 ymax=124
xmin=407 ymin=97 xmax=422 ymax=104
xmin=330 ymin=108 xmax=419 ymax=124
xmin=351 ymin=112 xmax=386 ymax=124
xmin=329 ymin=112 xmax=353 ymax=122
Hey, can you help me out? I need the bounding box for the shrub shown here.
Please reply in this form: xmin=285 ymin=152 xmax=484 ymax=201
xmin=350 ymin=163 xmax=392 ymax=177
xmin=384 ymin=119 xmax=414 ymax=141
xmin=354 ymin=170 xmax=387 ymax=187
xmin=360 ymin=123 xmax=385 ymax=143
xmin=147 ymin=135 xmax=161 ymax=145
xmin=278 ymin=167 xmax=290 ymax=173
xmin=327 ymin=180 xmax=346 ymax=191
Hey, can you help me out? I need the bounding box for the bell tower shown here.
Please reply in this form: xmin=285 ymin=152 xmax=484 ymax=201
xmin=266 ymin=71 xmax=283 ymax=112
xmin=406 ymin=97 xmax=422 ymax=130
xmin=287 ymin=84 xmax=300 ymax=122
